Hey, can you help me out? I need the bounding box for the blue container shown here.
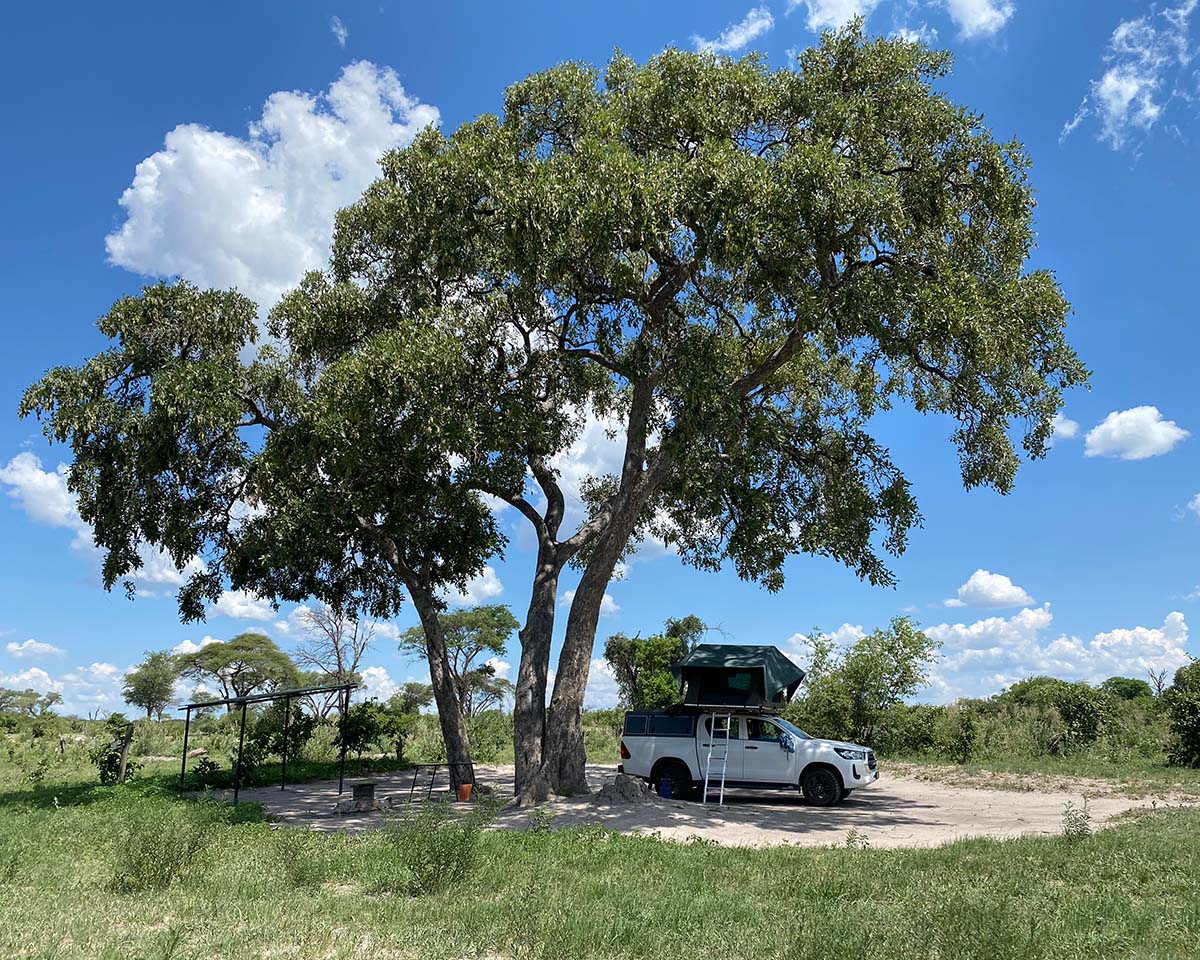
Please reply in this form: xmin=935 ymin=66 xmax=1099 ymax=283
xmin=659 ymin=777 xmax=673 ymax=799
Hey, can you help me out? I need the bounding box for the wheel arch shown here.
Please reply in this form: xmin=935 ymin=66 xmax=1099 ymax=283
xmin=799 ymin=761 xmax=845 ymax=791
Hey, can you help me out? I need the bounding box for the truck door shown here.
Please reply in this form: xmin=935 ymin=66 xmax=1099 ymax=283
xmin=698 ymin=714 xmax=744 ymax=782
xmin=741 ymin=716 xmax=795 ymax=785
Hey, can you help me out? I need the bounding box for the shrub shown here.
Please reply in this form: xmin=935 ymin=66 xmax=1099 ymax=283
xmin=1165 ymin=663 xmax=1200 ymax=768
xmin=188 ymin=756 xmax=220 ymax=790
xmin=89 ymin=742 xmax=140 ymax=786
xmin=370 ymin=799 xmax=492 ymax=896
xmin=946 ymin=708 xmax=979 ymax=764
xmin=110 ymin=800 xmax=218 ymax=892
xmin=1061 ymin=800 xmax=1091 ymax=841
xmin=465 ymin=710 xmax=509 ymax=763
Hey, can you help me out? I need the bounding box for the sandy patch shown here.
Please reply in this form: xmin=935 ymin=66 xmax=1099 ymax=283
xmin=229 ymin=763 xmax=1193 ymax=849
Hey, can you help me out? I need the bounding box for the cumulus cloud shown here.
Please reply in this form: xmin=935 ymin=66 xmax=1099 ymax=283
xmin=106 ymin=61 xmax=439 ymax=311
xmin=943 ymin=0 xmax=1013 ymax=38
xmin=559 ymin=588 xmax=621 ymax=618
xmin=1084 ymin=406 xmax=1189 ymax=460
xmin=693 ymin=6 xmax=775 ymax=52
xmin=945 ymin=569 xmax=1035 ymax=609
xmin=584 ymin=657 xmax=622 ymax=708
xmin=1049 ymin=412 xmax=1080 ymax=446
xmin=330 ymin=15 xmax=348 ymax=47
xmin=485 ymin=656 xmax=512 ymax=680
xmin=172 ymin=635 xmax=223 ymax=655
xmin=359 ymin=665 xmax=398 ymax=700
xmin=0 ymin=452 xmax=201 ymax=590
xmin=1189 ymin=492 xmax=1200 ymax=518
xmin=1 ymin=661 xmax=127 ymax=717
xmin=442 ymin=566 xmax=504 ymax=606
xmin=5 ymin=639 xmax=66 ymax=660
xmin=790 ymin=0 xmax=881 ymax=30
xmin=1062 ymin=1 xmax=1198 ymax=150
xmin=927 ymin=605 xmax=1191 ymax=699
xmin=211 ymin=589 xmax=276 ymax=621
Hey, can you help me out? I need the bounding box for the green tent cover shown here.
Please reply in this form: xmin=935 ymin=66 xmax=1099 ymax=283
xmin=671 ymin=644 xmax=806 ymax=709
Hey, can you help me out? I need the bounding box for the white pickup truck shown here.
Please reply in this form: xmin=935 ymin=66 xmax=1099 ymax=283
xmin=618 ymin=709 xmax=877 ymax=805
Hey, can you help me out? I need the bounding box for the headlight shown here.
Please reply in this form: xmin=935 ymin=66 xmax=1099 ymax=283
xmin=834 ymin=747 xmax=866 ymax=761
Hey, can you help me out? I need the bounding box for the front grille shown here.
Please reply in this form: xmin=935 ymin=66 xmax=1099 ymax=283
xmin=867 ymin=750 xmax=877 ymax=770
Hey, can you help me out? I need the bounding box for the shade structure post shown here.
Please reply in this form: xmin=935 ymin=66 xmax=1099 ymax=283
xmin=337 ymin=685 xmax=349 ymax=795
xmin=179 ymin=706 xmax=192 ymax=791
xmin=234 ymin=699 xmax=248 ymax=805
xmin=280 ymin=695 xmax=290 ymax=791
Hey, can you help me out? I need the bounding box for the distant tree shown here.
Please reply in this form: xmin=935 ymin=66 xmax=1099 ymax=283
xmin=293 ymin=668 xmax=362 ymax=719
xmin=1099 ymin=676 xmax=1154 ymax=702
xmin=603 ymin=615 xmax=707 ymax=709
xmin=399 ymin=605 xmax=517 ymax=717
xmin=1166 ymin=657 xmax=1200 ymax=767
xmin=788 ymin=617 xmax=939 ymax=744
xmin=175 ymin=632 xmax=298 ymax=706
xmin=377 ymin=683 xmax=435 ymax=760
xmin=122 ymin=650 xmax=178 ymax=719
xmin=0 ymin=688 xmax=62 ymax=717
xmin=293 ymin=604 xmax=374 ymax=687
xmin=1000 ymin=675 xmax=1115 ymax=750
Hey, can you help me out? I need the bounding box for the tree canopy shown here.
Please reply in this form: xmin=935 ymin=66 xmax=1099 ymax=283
xmin=20 ymin=25 xmax=1086 ymax=797
xmin=399 ymin=605 xmax=517 ymax=717
xmin=174 ymin=633 xmax=298 ymax=704
xmin=122 ymin=650 xmax=177 ymax=719
xmin=603 ymin=615 xmax=707 ymax=709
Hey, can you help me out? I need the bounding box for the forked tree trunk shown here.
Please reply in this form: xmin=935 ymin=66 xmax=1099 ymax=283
xmin=409 ymin=587 xmax=476 ymax=788
xmin=512 ymin=554 xmax=561 ymax=795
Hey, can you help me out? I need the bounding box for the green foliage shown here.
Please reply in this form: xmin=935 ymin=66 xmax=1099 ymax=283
xmin=1166 ymin=658 xmax=1200 ymax=768
xmin=1100 ymin=676 xmax=1155 ymax=702
xmin=370 ymin=799 xmax=492 ymax=896
xmin=122 ymin=650 xmax=178 ymax=719
xmin=21 ymin=755 xmax=52 ymax=789
xmin=997 ymin=676 xmax=1116 ymax=752
xmin=400 ymin=605 xmax=517 ymax=716
xmin=0 ymin=687 xmax=62 ymax=717
xmin=175 ymin=632 xmax=298 ymax=702
xmin=603 ymin=615 xmax=707 ymax=709
xmin=188 ymin=756 xmax=219 ymax=790
xmin=335 ymin=702 xmax=384 ymax=759
xmin=787 ymin=617 xmax=939 ymax=743
xmin=89 ymin=736 xmax=139 ymax=786
xmin=249 ymin=700 xmax=316 ymax=760
xmin=109 ymin=798 xmax=219 ymax=892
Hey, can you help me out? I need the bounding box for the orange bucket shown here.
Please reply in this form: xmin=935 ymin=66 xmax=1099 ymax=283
xmin=457 ymin=783 xmax=474 ymax=802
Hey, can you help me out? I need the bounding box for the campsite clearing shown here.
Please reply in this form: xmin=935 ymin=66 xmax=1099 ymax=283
xmin=236 ymin=763 xmax=1189 ymax=847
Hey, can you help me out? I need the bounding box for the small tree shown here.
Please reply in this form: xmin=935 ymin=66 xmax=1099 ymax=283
xmin=175 ymin=632 xmax=298 ymax=705
xmin=603 ymin=615 xmax=707 ymax=708
xmin=1166 ymin=658 xmax=1200 ymax=768
xmin=377 ymin=683 xmax=434 ymax=760
xmin=399 ymin=605 xmax=518 ymax=718
xmin=789 ymin=617 xmax=939 ymax=744
xmin=122 ymin=650 xmax=178 ymax=719
xmin=293 ymin=603 xmax=374 ymax=688
xmin=1099 ymin=676 xmax=1154 ymax=702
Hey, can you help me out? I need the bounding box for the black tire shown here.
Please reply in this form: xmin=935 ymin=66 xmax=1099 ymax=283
xmin=840 ymin=788 xmax=854 ymax=800
xmin=801 ymin=766 xmax=842 ymax=806
xmin=653 ymin=760 xmax=696 ymax=801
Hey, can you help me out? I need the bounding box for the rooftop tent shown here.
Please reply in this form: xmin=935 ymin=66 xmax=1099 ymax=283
xmin=671 ymin=644 xmax=806 ymax=710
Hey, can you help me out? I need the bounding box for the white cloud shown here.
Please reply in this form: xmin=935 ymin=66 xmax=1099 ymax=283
xmin=893 ymin=22 xmax=939 ymax=44
xmin=945 ymin=569 xmax=1035 ymax=609
xmin=1188 ymin=492 xmax=1200 ymax=518
xmin=359 ymin=665 xmax=398 ymax=701
xmin=1063 ymin=1 xmax=1198 ymax=150
xmin=211 ymin=589 xmax=276 ymax=621
xmin=172 ymin=635 xmax=223 ymax=655
xmin=559 ymin=588 xmax=621 ymax=618
xmin=926 ymin=605 xmax=1191 ymax=699
xmin=790 ymin=0 xmax=881 ymax=31
xmin=106 ymin=61 xmax=439 ymax=312
xmin=942 ymin=0 xmax=1013 ymax=38
xmin=442 ymin=566 xmax=504 ymax=607
xmin=0 ymin=452 xmax=202 ymax=590
xmin=5 ymin=639 xmax=66 ymax=660
xmin=693 ymin=6 xmax=775 ymax=52
xmin=1049 ymin=412 xmax=1080 ymax=446
xmin=330 ymin=15 xmax=348 ymax=47
xmin=1 ymin=661 xmax=127 ymax=718
xmin=584 ymin=657 xmax=622 ymax=708
xmin=485 ymin=656 xmax=512 ymax=680
xmin=1084 ymin=406 xmax=1189 ymax=460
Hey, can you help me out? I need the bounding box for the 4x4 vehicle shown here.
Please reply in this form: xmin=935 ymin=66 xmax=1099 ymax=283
xmin=618 ymin=709 xmax=877 ymax=806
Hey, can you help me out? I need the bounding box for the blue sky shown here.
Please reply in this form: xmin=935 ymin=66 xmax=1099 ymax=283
xmin=1 ymin=0 xmax=1198 ymax=716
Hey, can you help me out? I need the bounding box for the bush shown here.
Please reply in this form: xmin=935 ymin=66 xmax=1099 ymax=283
xmin=110 ymin=799 xmax=219 ymax=892
xmin=89 ymin=742 xmax=140 ymax=786
xmin=465 ymin=710 xmax=509 ymax=763
xmin=370 ymin=799 xmax=492 ymax=896
xmin=1165 ymin=662 xmax=1200 ymax=768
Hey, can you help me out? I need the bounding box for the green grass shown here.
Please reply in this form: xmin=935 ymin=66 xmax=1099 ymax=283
xmin=891 ymin=752 xmax=1200 ymax=796
xmin=1 ymin=773 xmax=1199 ymax=959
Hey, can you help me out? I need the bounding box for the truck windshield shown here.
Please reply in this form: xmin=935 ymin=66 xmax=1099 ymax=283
xmin=775 ymin=718 xmax=811 ymax=740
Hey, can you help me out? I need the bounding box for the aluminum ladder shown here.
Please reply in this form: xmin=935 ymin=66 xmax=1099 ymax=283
xmin=701 ymin=712 xmax=733 ymax=806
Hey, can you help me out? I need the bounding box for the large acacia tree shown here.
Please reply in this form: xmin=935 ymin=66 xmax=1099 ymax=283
xmin=22 ymin=27 xmax=1085 ymax=798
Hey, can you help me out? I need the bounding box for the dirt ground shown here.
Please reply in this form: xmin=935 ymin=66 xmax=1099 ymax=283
xmin=231 ymin=762 xmax=1191 ymax=848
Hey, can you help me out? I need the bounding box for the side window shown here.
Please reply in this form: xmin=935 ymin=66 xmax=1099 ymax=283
xmin=623 ymin=715 xmax=647 ymax=736
xmin=704 ymin=716 xmax=741 ymax=739
xmin=746 ymin=718 xmax=781 ymax=742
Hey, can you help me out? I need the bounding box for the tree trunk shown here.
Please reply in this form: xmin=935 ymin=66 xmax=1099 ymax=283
xmin=512 ymin=551 xmax=562 ymax=796
xmin=409 ymin=586 xmax=476 ymax=788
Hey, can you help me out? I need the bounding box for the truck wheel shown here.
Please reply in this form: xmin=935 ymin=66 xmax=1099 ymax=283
xmin=840 ymin=788 xmax=854 ymax=800
xmin=654 ymin=760 xmax=696 ymax=801
xmin=801 ymin=766 xmax=842 ymax=806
